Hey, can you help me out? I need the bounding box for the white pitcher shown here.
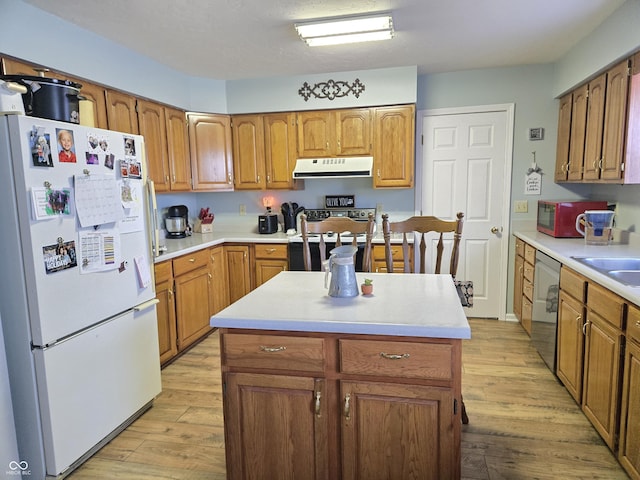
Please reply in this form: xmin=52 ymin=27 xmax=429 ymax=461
xmin=324 ymin=245 xmax=359 ymax=298
xmin=575 ymin=210 xmax=615 ymax=246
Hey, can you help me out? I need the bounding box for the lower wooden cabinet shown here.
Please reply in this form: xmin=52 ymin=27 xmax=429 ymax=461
xmin=582 ymin=282 xmax=624 ymax=450
xmin=154 ymin=261 xmax=177 ymax=365
xmin=371 ymin=243 xmax=413 ymax=273
xmin=341 ymin=381 xmax=453 ymax=479
xmin=173 ymin=249 xmax=213 ymax=351
xmin=224 ymin=373 xmax=328 ymax=480
xmin=619 ymin=304 xmax=640 ymax=479
xmin=254 ymin=243 xmax=288 ymax=288
xmin=556 ymin=288 xmax=585 ymax=402
xmin=219 ymin=331 xmax=462 ymax=480
xmin=512 ymin=237 xmax=534 ymax=335
xmin=209 ymin=245 xmax=230 ymax=315
xmin=225 ymin=244 xmax=252 ymax=304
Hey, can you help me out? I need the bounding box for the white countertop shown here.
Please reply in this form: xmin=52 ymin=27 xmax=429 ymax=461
xmin=514 ymin=230 xmax=640 ymax=305
xmin=210 ymin=271 xmax=471 ymax=339
xmin=155 ymin=227 xmax=406 ymax=262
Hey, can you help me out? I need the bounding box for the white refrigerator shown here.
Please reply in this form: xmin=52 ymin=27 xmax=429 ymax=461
xmin=0 ymin=114 xmax=162 ymax=478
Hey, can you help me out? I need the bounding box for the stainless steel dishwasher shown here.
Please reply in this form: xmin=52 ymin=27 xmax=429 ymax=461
xmin=531 ymin=251 xmax=561 ymax=372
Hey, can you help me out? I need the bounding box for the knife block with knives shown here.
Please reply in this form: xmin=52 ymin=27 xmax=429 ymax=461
xmin=194 ymin=207 xmax=214 ymax=233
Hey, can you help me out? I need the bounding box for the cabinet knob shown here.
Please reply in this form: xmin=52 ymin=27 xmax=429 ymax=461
xmin=315 ymin=391 xmax=321 ymax=417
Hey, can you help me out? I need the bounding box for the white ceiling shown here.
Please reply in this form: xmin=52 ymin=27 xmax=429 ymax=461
xmin=24 ymin=0 xmax=626 ymax=81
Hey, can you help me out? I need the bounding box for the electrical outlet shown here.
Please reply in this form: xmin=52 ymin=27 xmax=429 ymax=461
xmin=239 ymin=204 xmax=246 ymax=216
xmin=515 ymin=200 xmax=528 ymax=213
xmin=376 ymin=203 xmax=384 ymax=214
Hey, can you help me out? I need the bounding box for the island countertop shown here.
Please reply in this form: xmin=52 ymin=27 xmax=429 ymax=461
xmin=210 ymin=271 xmax=471 ymax=339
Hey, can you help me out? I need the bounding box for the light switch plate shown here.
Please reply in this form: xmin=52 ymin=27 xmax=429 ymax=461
xmin=515 ymin=200 xmax=528 ymax=213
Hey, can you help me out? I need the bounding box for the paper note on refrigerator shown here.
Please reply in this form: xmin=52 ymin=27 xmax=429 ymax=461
xmin=74 ymin=174 xmax=124 ymax=227
xmin=78 ymin=229 xmax=121 ymax=273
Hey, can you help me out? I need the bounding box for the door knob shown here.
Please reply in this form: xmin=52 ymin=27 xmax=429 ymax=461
xmin=490 ymin=226 xmax=501 ymax=234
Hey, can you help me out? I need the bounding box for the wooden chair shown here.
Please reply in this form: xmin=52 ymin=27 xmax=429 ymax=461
xmin=300 ymin=213 xmax=375 ymax=272
xmin=382 ymin=212 xmax=464 ymax=275
xmin=381 ymin=212 xmax=469 ymax=424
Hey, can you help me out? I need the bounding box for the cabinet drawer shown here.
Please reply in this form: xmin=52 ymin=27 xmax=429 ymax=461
xmin=372 ymin=244 xmax=403 ymax=261
xmin=523 ymin=261 xmax=534 ymax=283
xmin=587 ymin=281 xmax=624 ymax=329
xmin=222 ymin=333 xmax=325 ymax=373
xmin=560 ymin=266 xmax=587 ymax=302
xmin=515 ymin=237 xmax=524 ymax=257
xmin=173 ymin=249 xmax=209 ymax=277
xmin=154 ymin=260 xmax=172 ymax=283
xmin=628 ymin=303 xmax=640 ymax=344
xmin=523 ymin=278 xmax=534 ymax=302
xmin=254 ymin=243 xmax=288 ymax=259
xmin=524 ymin=244 xmax=536 ymax=265
xmin=339 ymin=339 xmax=454 ymax=381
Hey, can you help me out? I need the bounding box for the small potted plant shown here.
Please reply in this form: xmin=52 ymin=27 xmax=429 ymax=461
xmin=361 ymin=278 xmax=373 ymax=295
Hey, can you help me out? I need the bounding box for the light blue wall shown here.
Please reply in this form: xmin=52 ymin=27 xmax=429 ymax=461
xmin=226 ymin=66 xmax=417 ymax=113
xmin=553 ymin=0 xmax=640 ymax=97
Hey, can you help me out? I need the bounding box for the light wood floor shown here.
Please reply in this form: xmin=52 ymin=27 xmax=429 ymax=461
xmin=68 ymin=318 xmax=629 ymax=479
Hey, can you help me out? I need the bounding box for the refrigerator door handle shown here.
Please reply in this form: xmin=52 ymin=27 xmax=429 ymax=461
xmin=134 ymin=299 xmax=159 ymax=312
xmin=147 ymin=179 xmax=162 ymax=258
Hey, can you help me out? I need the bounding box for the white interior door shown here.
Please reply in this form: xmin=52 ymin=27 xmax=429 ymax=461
xmin=419 ymin=105 xmax=513 ymax=319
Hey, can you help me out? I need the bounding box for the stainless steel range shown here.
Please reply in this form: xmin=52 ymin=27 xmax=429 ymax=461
xmin=288 ymin=207 xmax=375 ymax=271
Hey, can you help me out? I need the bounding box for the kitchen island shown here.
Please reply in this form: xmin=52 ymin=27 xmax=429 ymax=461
xmin=211 ymin=271 xmax=470 ymax=480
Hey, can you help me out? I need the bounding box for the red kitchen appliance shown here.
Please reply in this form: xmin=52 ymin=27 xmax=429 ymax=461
xmin=537 ymin=200 xmax=608 ymax=237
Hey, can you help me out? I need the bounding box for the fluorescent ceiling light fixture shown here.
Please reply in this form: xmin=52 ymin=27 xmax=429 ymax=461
xmin=295 ymin=14 xmax=394 ymax=46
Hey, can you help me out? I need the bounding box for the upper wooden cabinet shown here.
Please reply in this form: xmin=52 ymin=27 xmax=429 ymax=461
xmin=554 ymin=93 xmax=573 ymax=182
xmin=231 ymin=114 xmax=266 ymax=190
xmin=373 ymin=104 xmax=415 ymax=188
xmin=138 ymin=101 xmax=191 ymax=192
xmin=555 ymin=58 xmax=633 ymax=184
xmin=105 ymin=89 xmax=139 ymax=134
xmin=231 ymin=112 xmax=301 ymax=190
xmin=264 ymin=112 xmax=300 ymax=189
xmin=297 ymin=108 xmax=372 ymax=158
xmin=187 ymin=113 xmax=234 ymax=191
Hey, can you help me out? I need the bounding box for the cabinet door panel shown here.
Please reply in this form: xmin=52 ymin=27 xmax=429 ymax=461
xmin=601 ymin=59 xmax=630 ymax=181
xmin=582 ymin=312 xmax=622 ymax=449
xmin=188 ymin=113 xmax=234 ymax=191
xmin=264 ymin=112 xmax=298 ymax=189
xmin=226 ymin=245 xmax=251 ymax=303
xmin=174 ymin=266 xmax=212 ymax=350
xmin=137 ymin=100 xmax=170 ymax=192
xmin=619 ymin=339 xmax=640 ymax=478
xmin=224 ymin=373 xmax=328 ymax=480
xmin=336 ymin=108 xmax=371 ymax=155
xmin=373 ymin=105 xmax=415 ymax=188
xmin=556 ymin=291 xmax=584 ymax=402
xmin=155 ymin=277 xmax=177 ymax=364
xmin=209 ymin=246 xmax=230 ymax=315
xmin=297 ymin=110 xmax=334 ymax=157
xmin=232 ymin=114 xmax=265 ymax=190
xmin=567 ymin=84 xmax=588 ymax=181
xmin=583 ymin=74 xmax=606 ymax=180
xmin=105 ymin=90 xmax=139 ymax=134
xmin=341 ymin=381 xmax=455 ymax=480
xmin=554 ymin=93 xmax=572 ymax=182
xmin=165 ymin=107 xmax=191 ymax=191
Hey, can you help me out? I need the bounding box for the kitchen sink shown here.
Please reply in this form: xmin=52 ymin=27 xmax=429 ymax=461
xmin=573 ymin=257 xmax=640 ymax=271
xmin=572 ymin=256 xmax=640 ymax=287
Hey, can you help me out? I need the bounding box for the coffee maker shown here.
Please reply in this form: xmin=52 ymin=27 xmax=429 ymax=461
xmin=165 ymin=205 xmax=188 ymax=239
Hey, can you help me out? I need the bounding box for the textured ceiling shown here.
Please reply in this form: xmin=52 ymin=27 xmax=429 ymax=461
xmin=24 ymin=0 xmax=626 ymax=80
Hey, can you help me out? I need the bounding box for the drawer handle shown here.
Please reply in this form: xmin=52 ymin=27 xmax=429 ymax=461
xmin=636 ymin=321 xmax=640 ymax=328
xmin=380 ymin=352 xmax=410 ymax=360
xmin=315 ymin=391 xmax=321 ymax=417
xmin=260 ymin=345 xmax=286 ymax=353
xmin=189 ymin=258 xmax=196 ymax=263
xmin=266 ymin=248 xmax=276 ymax=254
xmin=344 ymin=393 xmax=351 ymax=420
